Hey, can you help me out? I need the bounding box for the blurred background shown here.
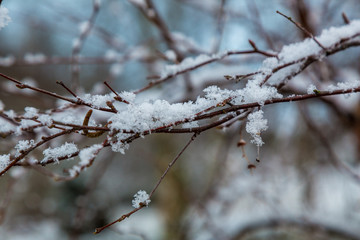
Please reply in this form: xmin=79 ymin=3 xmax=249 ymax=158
xmin=1 ymin=0 xmax=360 ymax=239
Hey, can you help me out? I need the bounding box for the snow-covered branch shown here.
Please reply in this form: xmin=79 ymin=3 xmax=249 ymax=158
xmin=1 ymin=1 xmax=360 ymax=237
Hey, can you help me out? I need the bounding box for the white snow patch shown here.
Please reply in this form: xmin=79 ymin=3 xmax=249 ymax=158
xmin=132 ymin=190 xmax=151 ymax=208
xmin=0 ymin=154 xmax=10 ymax=173
xmin=42 ymin=142 xmax=78 ymax=164
xmin=246 ymin=110 xmax=268 ymax=146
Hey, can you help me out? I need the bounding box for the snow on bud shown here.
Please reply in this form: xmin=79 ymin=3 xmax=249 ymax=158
xmin=246 ymin=110 xmax=268 ymax=146
xmin=132 ymin=190 xmax=151 ymax=208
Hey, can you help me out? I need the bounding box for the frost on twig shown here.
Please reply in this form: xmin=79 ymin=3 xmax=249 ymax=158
xmin=132 ymin=190 xmax=151 ymax=208
xmin=42 ymin=142 xmax=79 ymax=164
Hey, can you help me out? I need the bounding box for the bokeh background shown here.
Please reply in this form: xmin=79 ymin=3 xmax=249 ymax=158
xmin=1 ymin=0 xmax=360 ymax=239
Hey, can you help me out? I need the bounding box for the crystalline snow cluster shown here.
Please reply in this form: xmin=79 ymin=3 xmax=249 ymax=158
xmin=0 ymin=154 xmax=10 ymax=172
xmin=42 ymin=142 xmax=79 ymax=164
xmin=246 ymin=110 xmax=268 ymax=146
xmin=68 ymin=144 xmax=103 ymax=177
xmin=132 ymin=190 xmax=151 ymax=208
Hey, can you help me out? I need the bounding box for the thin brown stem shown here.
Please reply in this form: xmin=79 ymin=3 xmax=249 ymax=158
xmin=56 ymin=81 xmax=78 ymax=98
xmin=276 ymin=10 xmax=327 ymax=51
xmin=94 ymin=133 xmax=197 ymax=234
xmin=149 ymin=132 xmax=198 ymax=198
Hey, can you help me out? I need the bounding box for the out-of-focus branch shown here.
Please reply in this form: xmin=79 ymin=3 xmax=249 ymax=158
xmin=230 ymin=218 xmax=360 ymax=240
xmin=134 ymin=47 xmax=277 ymax=94
xmin=94 ymin=133 xmax=198 ymax=234
xmin=299 ymin=104 xmax=360 ymax=184
xmin=212 ymin=0 xmax=227 ymax=53
xmin=276 ymin=10 xmax=326 ymax=50
xmin=129 ymin=0 xmax=184 ymax=61
xmin=71 ymin=0 xmax=101 ymax=90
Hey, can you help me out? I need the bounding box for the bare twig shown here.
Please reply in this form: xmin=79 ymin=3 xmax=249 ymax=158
xmin=212 ymin=0 xmax=227 ymax=53
xmin=276 ymin=10 xmax=327 ymax=51
xmin=149 ymin=132 xmax=198 ymax=198
xmin=299 ymin=104 xmax=360 ymax=184
xmin=0 ymin=176 xmax=16 ymax=224
xmin=94 ymin=206 xmax=144 ymax=234
xmin=56 ymin=81 xmax=78 ymax=98
xmin=94 ymin=133 xmax=198 ymax=234
xmin=104 ymin=81 xmax=130 ymax=104
xmin=71 ymin=0 xmax=101 ymax=90
xmin=342 ymin=12 xmax=350 ymax=24
xmin=230 ymin=218 xmax=360 ymax=240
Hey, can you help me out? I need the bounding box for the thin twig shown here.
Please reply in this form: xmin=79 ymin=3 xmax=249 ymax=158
xmin=94 ymin=133 xmax=198 ymax=234
xmin=104 ymin=81 xmax=130 ymax=104
xmin=0 ymin=176 xmax=16 ymax=224
xmin=56 ymin=81 xmax=78 ymax=98
xmin=71 ymin=1 xmax=101 ymax=90
xmin=103 ymin=81 xmax=119 ymax=96
xmin=0 ymin=129 xmax=75 ymax=176
xmin=212 ymin=0 xmax=227 ymax=53
xmin=149 ymin=132 xmax=198 ymax=198
xmin=246 ymin=0 xmax=275 ymax=49
xmin=94 ymin=207 xmax=144 ymax=234
xmin=342 ymin=12 xmax=350 ymax=24
xmin=299 ymin=104 xmax=360 ymax=184
xmin=276 ymin=10 xmax=327 ymax=51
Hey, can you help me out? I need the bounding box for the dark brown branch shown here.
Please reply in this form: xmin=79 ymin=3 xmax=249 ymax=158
xmin=212 ymin=0 xmax=227 ymax=53
xmin=49 ymin=86 xmax=360 ymax=137
xmin=0 ymin=129 xmax=75 ymax=176
xmin=56 ymin=81 xmax=78 ymax=98
xmin=193 ymin=86 xmax=360 ymax=122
